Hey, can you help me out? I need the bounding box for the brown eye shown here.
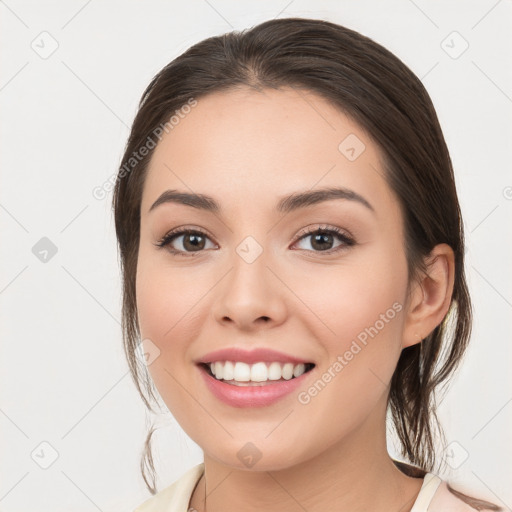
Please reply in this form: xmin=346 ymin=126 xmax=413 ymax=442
xmin=181 ymin=233 xmax=206 ymax=251
xmin=309 ymin=232 xmax=335 ymax=251
xmin=293 ymin=226 xmax=355 ymax=254
xmin=155 ymin=229 xmax=216 ymax=256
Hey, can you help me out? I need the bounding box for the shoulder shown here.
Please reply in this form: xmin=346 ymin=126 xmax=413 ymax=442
xmin=133 ymin=463 xmax=204 ymax=512
xmin=427 ymin=474 xmax=503 ymax=512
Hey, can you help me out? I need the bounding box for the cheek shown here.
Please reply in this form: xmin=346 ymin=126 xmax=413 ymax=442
xmin=135 ymin=268 xmax=187 ymax=419
xmin=288 ymin=263 xmax=406 ymax=443
xmin=294 ymin=259 xmax=406 ymax=343
xmin=288 ymin=249 xmax=408 ymax=403
xmin=135 ymin=253 xmax=212 ymax=404
xmin=136 ymin=251 xmax=207 ymax=343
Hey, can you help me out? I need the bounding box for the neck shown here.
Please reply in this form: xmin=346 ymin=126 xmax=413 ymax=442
xmin=189 ymin=401 xmax=424 ymax=512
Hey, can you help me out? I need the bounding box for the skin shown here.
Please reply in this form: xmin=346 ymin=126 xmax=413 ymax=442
xmin=136 ymin=86 xmax=455 ymax=512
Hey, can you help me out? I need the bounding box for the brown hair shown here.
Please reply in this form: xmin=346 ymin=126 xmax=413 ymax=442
xmin=112 ymin=17 xmax=501 ymax=510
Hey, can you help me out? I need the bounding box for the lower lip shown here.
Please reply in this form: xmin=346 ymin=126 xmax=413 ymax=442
xmin=198 ymin=364 xmax=313 ymax=408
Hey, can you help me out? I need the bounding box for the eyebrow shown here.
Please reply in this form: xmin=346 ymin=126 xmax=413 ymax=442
xmin=148 ymin=186 xmax=375 ymax=215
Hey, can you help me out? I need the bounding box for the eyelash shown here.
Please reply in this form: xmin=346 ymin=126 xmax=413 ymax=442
xmin=154 ymin=225 xmax=355 ymax=258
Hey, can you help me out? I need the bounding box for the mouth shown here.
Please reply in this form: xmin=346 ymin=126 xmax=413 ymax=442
xmin=199 ymin=361 xmax=316 ymax=386
xmin=196 ymin=360 xmax=316 ymax=408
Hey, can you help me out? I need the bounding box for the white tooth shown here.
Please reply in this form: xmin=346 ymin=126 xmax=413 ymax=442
xmin=209 ymin=360 xmax=309 ymax=382
xmin=223 ymin=361 xmax=234 ymax=380
xmin=293 ymin=363 xmax=306 ymax=378
xmin=250 ymin=362 xmax=268 ymax=382
xmin=214 ymin=361 xmax=224 ymax=380
xmin=233 ymin=362 xmax=251 ymax=382
xmin=268 ymin=362 xmax=282 ymax=380
xmin=282 ymin=363 xmax=294 ymax=380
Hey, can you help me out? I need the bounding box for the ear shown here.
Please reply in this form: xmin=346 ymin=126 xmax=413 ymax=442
xmin=402 ymin=243 xmax=455 ymax=349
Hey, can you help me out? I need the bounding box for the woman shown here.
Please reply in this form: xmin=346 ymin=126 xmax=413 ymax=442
xmin=112 ymin=17 xmax=502 ymax=512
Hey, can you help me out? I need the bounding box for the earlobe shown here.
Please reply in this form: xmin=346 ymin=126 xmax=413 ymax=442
xmin=402 ymin=244 xmax=455 ymax=349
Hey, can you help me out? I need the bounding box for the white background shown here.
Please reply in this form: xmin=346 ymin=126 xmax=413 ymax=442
xmin=1 ymin=1 xmax=511 ymax=511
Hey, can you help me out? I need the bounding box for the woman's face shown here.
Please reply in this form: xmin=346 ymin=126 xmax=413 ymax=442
xmin=136 ymin=86 xmax=414 ymax=470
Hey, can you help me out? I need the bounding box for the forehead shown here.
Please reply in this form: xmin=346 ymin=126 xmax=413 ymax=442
xmin=141 ymin=87 xmax=397 ymax=217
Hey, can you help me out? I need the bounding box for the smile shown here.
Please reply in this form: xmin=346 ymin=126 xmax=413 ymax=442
xmin=204 ymin=361 xmax=315 ymax=384
xmin=197 ymin=362 xmax=316 ymax=408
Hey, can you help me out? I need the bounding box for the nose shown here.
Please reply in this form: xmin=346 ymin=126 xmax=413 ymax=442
xmin=211 ymin=246 xmax=287 ymax=331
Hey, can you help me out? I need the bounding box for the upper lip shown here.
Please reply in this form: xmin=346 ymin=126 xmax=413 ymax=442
xmin=195 ymin=347 xmax=313 ymax=365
